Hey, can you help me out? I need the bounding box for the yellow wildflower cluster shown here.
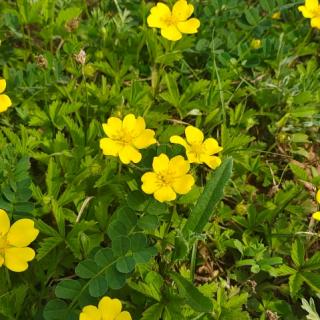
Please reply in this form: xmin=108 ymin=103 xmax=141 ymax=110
xmin=299 ymin=0 xmax=320 ymax=29
xmin=100 ymin=114 xmax=222 ymax=202
xmin=0 ymin=209 xmax=38 ymax=272
xmin=80 ymin=296 xmax=132 ymax=320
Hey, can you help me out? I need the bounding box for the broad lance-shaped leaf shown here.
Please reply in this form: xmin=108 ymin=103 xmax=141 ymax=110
xmin=170 ymin=272 xmax=212 ymax=313
xmin=183 ymin=157 xmax=233 ymax=236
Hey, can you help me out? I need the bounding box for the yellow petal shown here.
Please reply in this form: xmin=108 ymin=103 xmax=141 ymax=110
xmin=306 ymin=0 xmax=319 ymax=11
xmin=0 ymin=94 xmax=12 ymax=112
xmin=0 ymin=255 xmax=4 ymax=267
xmin=7 ymin=219 xmax=39 ymax=247
xmin=153 ymin=154 xmax=169 ymax=173
xmin=141 ymin=172 xmax=160 ymax=194
xmin=316 ymin=190 xmax=320 ymax=204
xmin=115 ymin=311 xmax=132 ymax=320
xmin=201 ymin=155 xmax=222 ymax=169
xmin=132 ymin=129 xmax=156 ymax=149
xmin=0 ymin=79 xmax=6 ymax=94
xmin=100 ymin=138 xmax=123 ymax=156
xmin=202 ymin=138 xmax=223 ymax=155
xmin=172 ymin=174 xmax=194 ymax=194
xmin=123 ymin=114 xmax=137 ymax=134
xmin=168 ymin=155 xmax=190 ymax=177
xmin=119 ymin=145 xmax=142 ymax=164
xmin=172 ymin=0 xmax=194 ymax=21
xmin=102 ymin=117 xmax=123 ymax=138
xmin=99 ymin=296 xmax=122 ymax=320
xmin=4 ymin=247 xmax=35 ymax=272
xmin=132 ymin=117 xmax=146 ymax=137
xmin=154 ymin=186 xmax=176 ymax=202
xmin=0 ymin=209 xmax=10 ymax=236
xmin=147 ymin=3 xmax=171 ymax=28
xmin=312 ymin=211 xmax=320 ymax=221
xmin=186 ymin=150 xmax=200 ymax=163
xmin=170 ymin=135 xmax=189 ymax=149
xmin=185 ymin=126 xmax=204 ymax=144
xmin=80 ymin=305 xmax=101 ymax=320
xmin=161 ymin=25 xmax=182 ymax=41
xmin=311 ymin=16 xmax=320 ymax=28
xmin=298 ymin=6 xmax=313 ymax=18
xmin=177 ymin=18 xmax=200 ymax=34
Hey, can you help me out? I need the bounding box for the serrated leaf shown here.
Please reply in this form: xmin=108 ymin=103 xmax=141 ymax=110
xmin=183 ymin=158 xmax=233 ymax=236
xmin=291 ymin=240 xmax=305 ymax=267
xmin=170 ymin=272 xmax=213 ymax=313
xmin=37 ymin=236 xmax=63 ymax=260
xmin=301 ymin=272 xmax=320 ymax=292
xmin=289 ymin=272 xmax=303 ymax=298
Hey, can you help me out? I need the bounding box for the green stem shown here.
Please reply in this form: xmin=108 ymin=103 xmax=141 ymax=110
xmin=5 ymin=268 xmax=11 ymax=289
xmin=190 ymin=239 xmax=198 ymax=282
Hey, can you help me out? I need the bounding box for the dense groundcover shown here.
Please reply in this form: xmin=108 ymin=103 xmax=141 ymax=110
xmin=0 ymin=0 xmax=320 ymax=319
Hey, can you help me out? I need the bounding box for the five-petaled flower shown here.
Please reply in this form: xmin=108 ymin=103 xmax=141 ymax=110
xmin=141 ymin=153 xmax=194 ymax=202
xmin=170 ymin=126 xmax=223 ymax=169
xmin=312 ymin=190 xmax=320 ymax=221
xmin=147 ymin=0 xmax=200 ymax=41
xmin=0 ymin=79 xmax=12 ymax=113
xmin=100 ymin=114 xmax=157 ymax=164
xmin=298 ymin=0 xmax=320 ymax=29
xmin=0 ymin=209 xmax=39 ymax=272
xmin=80 ymin=296 xmax=132 ymax=320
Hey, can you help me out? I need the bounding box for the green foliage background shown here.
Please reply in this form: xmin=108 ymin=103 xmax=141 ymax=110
xmin=0 ymin=0 xmax=320 ymax=319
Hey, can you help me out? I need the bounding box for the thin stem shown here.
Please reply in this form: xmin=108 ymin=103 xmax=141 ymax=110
xmin=190 ymin=240 xmax=198 ymax=282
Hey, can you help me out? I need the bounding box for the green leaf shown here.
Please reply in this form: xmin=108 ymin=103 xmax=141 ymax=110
xmin=170 ymin=272 xmax=213 ymax=313
xmin=183 ymin=158 xmax=233 ymax=236
xmin=55 ymin=280 xmax=82 ymax=300
xmin=37 ymin=236 xmax=63 ymax=261
xmin=116 ymin=255 xmax=135 ymax=273
xmin=291 ymin=240 xmax=305 ymax=267
xmin=141 ymin=303 xmax=164 ymax=320
xmin=289 ymin=272 xmax=304 ymax=298
xmin=304 ymin=252 xmax=320 ymax=271
xmin=75 ymin=259 xmax=99 ymax=279
xmin=88 ymin=275 xmax=108 ymax=297
xmin=301 ymin=272 xmax=320 ymax=292
xmin=43 ymin=299 xmax=69 ymax=320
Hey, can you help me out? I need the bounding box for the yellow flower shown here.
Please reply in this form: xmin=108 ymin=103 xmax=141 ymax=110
xmin=298 ymin=0 xmax=320 ymax=29
xmin=312 ymin=190 xmax=320 ymax=221
xmin=250 ymin=39 xmax=262 ymax=49
xmin=271 ymin=12 xmax=281 ymax=20
xmin=141 ymin=153 xmax=194 ymax=202
xmin=147 ymin=0 xmax=200 ymax=41
xmin=99 ymin=114 xmax=156 ymax=164
xmin=170 ymin=126 xmax=223 ymax=169
xmin=0 ymin=79 xmax=12 ymax=113
xmin=0 ymin=209 xmax=39 ymax=272
xmin=80 ymin=296 xmax=132 ymax=320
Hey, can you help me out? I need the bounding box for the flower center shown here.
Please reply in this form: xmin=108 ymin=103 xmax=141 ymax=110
xmin=157 ymin=172 xmax=173 ymax=187
xmin=164 ymin=14 xmax=177 ymax=26
xmin=116 ymin=130 xmax=133 ymax=146
xmin=190 ymin=143 xmax=203 ymax=156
